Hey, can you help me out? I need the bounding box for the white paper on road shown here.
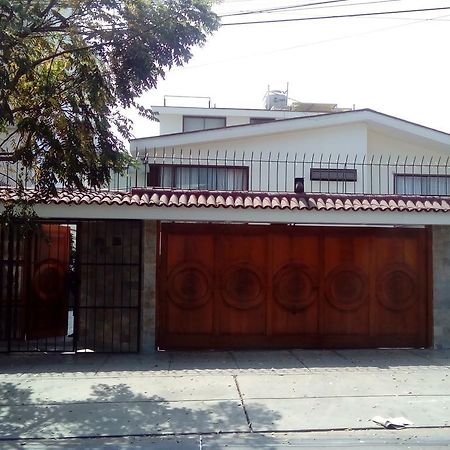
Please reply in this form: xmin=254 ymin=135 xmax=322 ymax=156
xmin=372 ymin=415 xmax=414 ymax=429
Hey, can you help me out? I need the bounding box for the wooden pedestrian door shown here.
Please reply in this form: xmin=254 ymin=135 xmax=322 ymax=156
xmin=157 ymin=224 xmax=430 ymax=350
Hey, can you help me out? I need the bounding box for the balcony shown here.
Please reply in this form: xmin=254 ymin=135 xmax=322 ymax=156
xmin=2 ymin=150 xmax=450 ymax=197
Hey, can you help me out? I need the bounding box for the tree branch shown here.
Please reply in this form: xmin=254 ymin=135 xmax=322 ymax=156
xmin=38 ymin=0 xmax=59 ymax=20
xmin=8 ymin=41 xmax=113 ymax=93
xmin=0 ymin=129 xmax=18 ymax=149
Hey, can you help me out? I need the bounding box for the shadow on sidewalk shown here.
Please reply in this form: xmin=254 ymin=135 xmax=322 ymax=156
xmin=0 ymin=381 xmax=282 ymax=449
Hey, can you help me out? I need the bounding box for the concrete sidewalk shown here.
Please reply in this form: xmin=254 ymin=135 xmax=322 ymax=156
xmin=1 ymin=349 xmax=449 ymax=449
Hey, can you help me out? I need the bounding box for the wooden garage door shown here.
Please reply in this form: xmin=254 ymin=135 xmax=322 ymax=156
xmin=157 ymin=224 xmax=430 ymax=350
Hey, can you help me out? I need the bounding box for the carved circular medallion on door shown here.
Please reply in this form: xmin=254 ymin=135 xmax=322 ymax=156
xmin=221 ymin=263 xmax=264 ymax=310
xmin=167 ymin=263 xmax=212 ymax=309
xmin=33 ymin=258 xmax=66 ymax=302
xmin=376 ymin=264 xmax=417 ymax=311
xmin=273 ymin=263 xmax=318 ymax=312
xmin=325 ymin=264 xmax=368 ymax=311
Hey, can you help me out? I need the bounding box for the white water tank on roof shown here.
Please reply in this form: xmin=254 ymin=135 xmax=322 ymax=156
xmin=264 ymin=90 xmax=288 ymax=110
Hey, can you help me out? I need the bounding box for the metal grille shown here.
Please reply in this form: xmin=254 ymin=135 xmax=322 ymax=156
xmin=4 ymin=151 xmax=450 ymax=196
xmin=0 ymin=220 xmax=142 ymax=353
xmin=0 ymin=225 xmax=26 ymax=351
xmin=76 ymin=221 xmax=142 ymax=353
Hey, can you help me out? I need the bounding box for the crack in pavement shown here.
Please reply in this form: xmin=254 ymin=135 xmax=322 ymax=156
xmin=233 ymin=375 xmax=253 ymax=433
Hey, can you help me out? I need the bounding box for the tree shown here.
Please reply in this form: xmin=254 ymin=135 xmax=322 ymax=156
xmin=0 ymin=0 xmax=219 ymax=194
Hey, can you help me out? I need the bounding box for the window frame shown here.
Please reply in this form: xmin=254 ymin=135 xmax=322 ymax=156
xmin=394 ymin=173 xmax=450 ymax=196
xmin=182 ymin=115 xmax=227 ymax=132
xmin=147 ymin=163 xmax=250 ymax=191
xmin=310 ymin=168 xmax=357 ymax=182
xmin=249 ymin=117 xmax=276 ymax=125
xmin=0 ymin=152 xmax=14 ymax=162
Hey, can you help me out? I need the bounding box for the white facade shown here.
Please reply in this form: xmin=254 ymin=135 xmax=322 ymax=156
xmin=5 ymin=106 xmax=450 ymax=224
xmin=131 ymin=108 xmax=450 ymax=197
xmin=153 ymin=105 xmax=322 ymax=135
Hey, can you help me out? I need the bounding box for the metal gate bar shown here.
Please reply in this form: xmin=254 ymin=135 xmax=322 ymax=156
xmin=0 ymin=220 xmax=142 ymax=353
xmin=73 ymin=220 xmax=141 ymax=353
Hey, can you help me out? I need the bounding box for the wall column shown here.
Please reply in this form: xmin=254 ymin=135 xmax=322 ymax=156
xmin=140 ymin=220 xmax=158 ymax=353
xmin=432 ymin=226 xmax=450 ymax=349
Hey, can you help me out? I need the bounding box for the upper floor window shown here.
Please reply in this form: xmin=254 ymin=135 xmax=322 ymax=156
xmin=0 ymin=153 xmax=17 ymax=187
xmin=147 ymin=164 xmax=249 ymax=191
xmin=395 ymin=174 xmax=450 ymax=195
xmin=0 ymin=153 xmax=14 ymax=162
xmin=310 ymin=168 xmax=357 ymax=182
xmin=183 ymin=116 xmax=226 ymax=132
xmin=249 ymin=117 xmax=276 ymax=125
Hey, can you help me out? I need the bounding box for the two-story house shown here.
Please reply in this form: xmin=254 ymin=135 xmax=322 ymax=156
xmin=2 ymin=94 xmax=450 ymax=353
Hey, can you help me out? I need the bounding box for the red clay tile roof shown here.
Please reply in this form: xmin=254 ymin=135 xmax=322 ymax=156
xmin=1 ymin=188 xmax=450 ymax=212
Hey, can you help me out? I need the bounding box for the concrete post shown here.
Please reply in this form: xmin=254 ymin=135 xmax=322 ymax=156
xmin=432 ymin=225 xmax=450 ymax=349
xmin=140 ymin=220 xmax=157 ymax=353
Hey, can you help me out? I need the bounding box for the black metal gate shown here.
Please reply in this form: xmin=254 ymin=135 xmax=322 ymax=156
xmin=0 ymin=220 xmax=142 ymax=353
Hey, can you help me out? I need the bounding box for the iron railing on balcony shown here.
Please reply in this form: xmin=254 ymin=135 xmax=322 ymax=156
xmin=3 ymin=150 xmax=450 ymax=196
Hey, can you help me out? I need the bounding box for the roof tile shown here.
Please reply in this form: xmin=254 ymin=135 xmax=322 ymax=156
xmin=225 ymin=195 xmax=234 ymax=207
xmin=244 ymin=196 xmax=253 ymax=208
xmin=253 ymin=196 xmax=263 ymax=208
xmin=1 ymin=188 xmax=450 ymax=214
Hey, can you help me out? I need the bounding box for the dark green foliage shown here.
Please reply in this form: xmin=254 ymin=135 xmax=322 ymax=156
xmin=0 ymin=0 xmax=219 ymax=194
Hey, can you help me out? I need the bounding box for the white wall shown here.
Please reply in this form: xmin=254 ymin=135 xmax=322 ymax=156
xmin=367 ymin=129 xmax=450 ymax=194
xmin=133 ymin=123 xmax=368 ymax=193
xmin=155 ymin=107 xmax=317 ymax=135
xmin=142 ymin=123 xmax=367 ymax=156
xmin=130 ymin=121 xmax=450 ymax=195
xmin=368 ymin=129 xmax=450 ymax=161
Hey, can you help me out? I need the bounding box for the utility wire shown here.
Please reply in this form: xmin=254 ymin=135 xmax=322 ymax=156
xmin=220 ymin=0 xmax=409 ymax=18
xmin=219 ymin=0 xmax=352 ymax=17
xmin=220 ymin=0 xmax=265 ymax=3
xmin=221 ymin=6 xmax=450 ymax=25
xmin=174 ymin=12 xmax=448 ymax=72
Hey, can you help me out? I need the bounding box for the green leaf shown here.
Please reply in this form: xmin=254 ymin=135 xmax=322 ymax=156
xmin=0 ymin=0 xmax=219 ymax=194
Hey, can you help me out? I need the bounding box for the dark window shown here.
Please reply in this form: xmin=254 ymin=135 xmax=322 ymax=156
xmin=183 ymin=116 xmax=226 ymax=132
xmin=249 ymin=117 xmax=276 ymax=125
xmin=0 ymin=153 xmax=14 ymax=162
xmin=395 ymin=174 xmax=450 ymax=195
xmin=0 ymin=153 xmax=16 ymax=186
xmin=310 ymin=168 xmax=357 ymax=182
xmin=147 ymin=164 xmax=249 ymax=191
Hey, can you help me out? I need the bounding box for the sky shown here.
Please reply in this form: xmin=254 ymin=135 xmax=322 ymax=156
xmin=125 ymin=0 xmax=450 ymax=138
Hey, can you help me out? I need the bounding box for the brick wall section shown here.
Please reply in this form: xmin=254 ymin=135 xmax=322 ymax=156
xmin=433 ymin=226 xmax=450 ymax=349
xmin=78 ymin=221 xmax=141 ymax=352
xmin=141 ymin=221 xmax=157 ymax=353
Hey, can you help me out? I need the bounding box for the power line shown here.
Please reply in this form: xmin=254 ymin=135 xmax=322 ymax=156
xmin=173 ymin=12 xmax=448 ymax=72
xmin=219 ymin=0 xmax=352 ymax=18
xmin=221 ymin=5 xmax=450 ymax=25
xmin=220 ymin=0 xmax=409 ymax=18
xmin=220 ymin=0 xmax=265 ymax=3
